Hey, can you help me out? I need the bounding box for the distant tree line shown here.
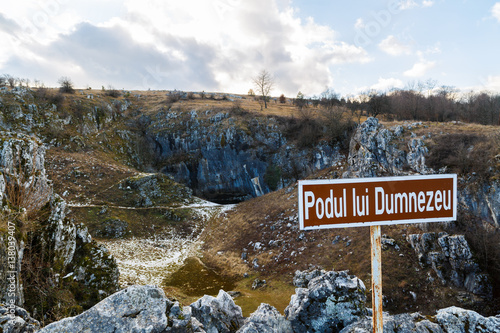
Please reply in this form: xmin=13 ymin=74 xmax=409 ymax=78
xmin=357 ymin=88 xmax=500 ymax=125
xmin=296 ymin=84 xmax=500 ymax=126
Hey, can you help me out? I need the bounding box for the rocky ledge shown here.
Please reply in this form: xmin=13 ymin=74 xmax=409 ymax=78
xmin=2 ymin=269 xmax=499 ymax=333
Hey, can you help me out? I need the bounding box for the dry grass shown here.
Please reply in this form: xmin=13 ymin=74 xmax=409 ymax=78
xmin=200 ymin=174 xmax=496 ymax=315
xmin=380 ymin=119 xmax=500 ymax=139
xmin=45 ymin=148 xmax=137 ymax=204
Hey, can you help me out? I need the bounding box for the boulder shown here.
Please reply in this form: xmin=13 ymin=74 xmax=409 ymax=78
xmin=285 ymin=270 xmax=366 ymax=332
xmin=292 ymin=268 xmax=325 ymax=288
xmin=38 ymin=285 xmax=168 ymax=333
xmin=190 ymin=290 xmax=244 ymax=333
xmin=164 ymin=299 xmax=205 ymax=333
xmin=237 ymin=303 xmax=292 ymax=333
xmin=340 ymin=306 xmax=500 ymax=332
xmin=0 ymin=304 xmax=40 ymax=333
xmin=434 ymin=306 xmax=500 ymax=333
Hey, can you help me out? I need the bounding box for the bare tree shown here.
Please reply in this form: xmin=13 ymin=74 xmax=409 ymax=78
xmin=252 ymin=70 xmax=274 ymax=109
xmin=58 ymin=76 xmax=75 ymax=94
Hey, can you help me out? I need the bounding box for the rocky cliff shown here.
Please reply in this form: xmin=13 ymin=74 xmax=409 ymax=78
xmin=146 ymin=109 xmax=340 ymax=203
xmin=0 ymin=132 xmax=119 ymax=324
xmin=344 ymin=117 xmax=500 ymax=226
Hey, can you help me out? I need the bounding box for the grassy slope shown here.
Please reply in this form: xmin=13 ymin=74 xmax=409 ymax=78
xmin=31 ymin=88 xmax=499 ymax=316
xmin=200 ymin=120 xmax=500 ymax=316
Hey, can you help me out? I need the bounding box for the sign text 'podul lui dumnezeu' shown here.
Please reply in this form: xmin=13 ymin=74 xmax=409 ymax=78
xmin=298 ymin=174 xmax=457 ymax=230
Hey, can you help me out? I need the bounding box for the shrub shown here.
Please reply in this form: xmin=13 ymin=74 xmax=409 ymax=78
xmin=264 ymin=164 xmax=282 ymax=191
xmin=58 ymin=76 xmax=75 ymax=94
xmin=104 ymin=85 xmax=121 ymax=98
xmin=167 ymin=91 xmax=182 ymax=103
xmin=321 ymin=106 xmax=356 ymax=150
xmin=426 ymin=133 xmax=496 ymax=178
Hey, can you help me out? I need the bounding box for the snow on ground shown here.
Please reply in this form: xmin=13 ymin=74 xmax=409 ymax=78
xmin=99 ymin=201 xmax=236 ymax=288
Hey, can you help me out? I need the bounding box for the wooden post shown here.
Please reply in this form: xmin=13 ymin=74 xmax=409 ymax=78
xmin=370 ymin=225 xmax=383 ymax=333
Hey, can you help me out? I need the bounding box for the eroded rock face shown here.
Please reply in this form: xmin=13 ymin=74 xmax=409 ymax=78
xmin=237 ymin=303 xmax=292 ymax=333
xmin=0 ymin=133 xmax=52 ymax=306
xmin=406 ymin=232 xmax=492 ymax=297
xmin=150 ymin=110 xmax=341 ymax=203
xmin=344 ymin=117 xmax=431 ymax=178
xmin=0 ymin=132 xmax=52 ymax=209
xmin=26 ymin=269 xmax=500 ymax=333
xmin=340 ymin=306 xmax=500 ymax=333
xmin=0 ymin=304 xmax=40 ymax=333
xmin=38 ymin=285 xmax=168 ymax=333
xmin=164 ymin=299 xmax=205 ymax=333
xmin=0 ymin=132 xmax=119 ymax=316
xmin=285 ymin=270 xmax=367 ymax=333
xmin=190 ymin=290 xmax=245 ymax=333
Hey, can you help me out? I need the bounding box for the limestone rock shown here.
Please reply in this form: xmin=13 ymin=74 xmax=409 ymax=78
xmin=285 ymin=270 xmax=366 ymax=333
xmin=406 ymin=232 xmax=492 ymax=297
xmin=292 ymin=268 xmax=326 ymax=288
xmin=0 ymin=132 xmax=52 ymax=212
xmin=0 ymin=304 xmax=40 ymax=333
xmin=237 ymin=303 xmax=292 ymax=333
xmin=0 ymin=132 xmax=119 ymax=316
xmin=38 ymin=285 xmax=168 ymax=333
xmin=341 ymin=306 xmax=500 ymax=332
xmin=164 ymin=299 xmax=205 ymax=333
xmin=190 ymin=290 xmax=244 ymax=333
xmin=344 ymin=117 xmax=431 ymax=178
xmin=435 ymin=306 xmax=500 ymax=333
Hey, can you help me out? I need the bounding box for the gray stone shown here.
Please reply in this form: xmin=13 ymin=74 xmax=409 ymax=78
xmin=406 ymin=232 xmax=492 ymax=297
xmin=164 ymin=300 xmax=205 ymax=333
xmin=190 ymin=290 xmax=244 ymax=333
xmin=38 ymin=285 xmax=168 ymax=333
xmin=435 ymin=306 xmax=500 ymax=333
xmin=292 ymin=268 xmax=326 ymax=288
xmin=343 ymin=117 xmax=431 ymax=178
xmin=237 ymin=303 xmax=292 ymax=333
xmin=0 ymin=305 xmax=40 ymax=333
xmin=285 ymin=270 xmax=366 ymax=333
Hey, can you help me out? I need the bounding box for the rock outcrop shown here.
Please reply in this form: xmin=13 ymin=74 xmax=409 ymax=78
xmin=148 ymin=109 xmax=341 ymax=203
xmin=341 ymin=306 xmax=500 ymax=332
xmin=190 ymin=289 xmax=245 ymax=332
xmin=344 ymin=117 xmax=500 ymax=227
xmin=344 ymin=117 xmax=431 ymax=178
xmin=0 ymin=304 xmax=40 ymax=333
xmin=237 ymin=303 xmax=292 ymax=333
xmin=0 ymin=132 xmax=119 ymax=320
xmin=38 ymin=285 xmax=168 ymax=333
xmin=406 ymin=232 xmax=492 ymax=297
xmin=3 ymin=268 xmax=497 ymax=333
xmin=285 ymin=270 xmax=367 ymax=332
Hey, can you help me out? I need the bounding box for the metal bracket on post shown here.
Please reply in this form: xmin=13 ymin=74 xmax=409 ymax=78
xmin=370 ymin=225 xmax=383 ymax=333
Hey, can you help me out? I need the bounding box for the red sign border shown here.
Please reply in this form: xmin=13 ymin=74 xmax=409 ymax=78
xmin=298 ymin=174 xmax=457 ymax=230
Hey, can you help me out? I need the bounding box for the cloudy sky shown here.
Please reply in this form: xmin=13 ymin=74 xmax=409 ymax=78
xmin=1 ymin=0 xmax=499 ymax=97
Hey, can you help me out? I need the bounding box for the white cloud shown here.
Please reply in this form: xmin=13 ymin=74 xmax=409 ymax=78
xmin=483 ymin=75 xmax=500 ymax=92
xmin=422 ymin=1 xmax=434 ymax=8
xmin=403 ymin=60 xmax=436 ymax=77
xmin=492 ymin=3 xmax=500 ymax=22
xmin=370 ymin=77 xmax=404 ymax=91
xmin=0 ymin=0 xmax=372 ymax=96
xmin=354 ymin=18 xmax=364 ymax=29
xmin=378 ymin=35 xmax=411 ymax=56
xmin=398 ymin=0 xmax=418 ymax=10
